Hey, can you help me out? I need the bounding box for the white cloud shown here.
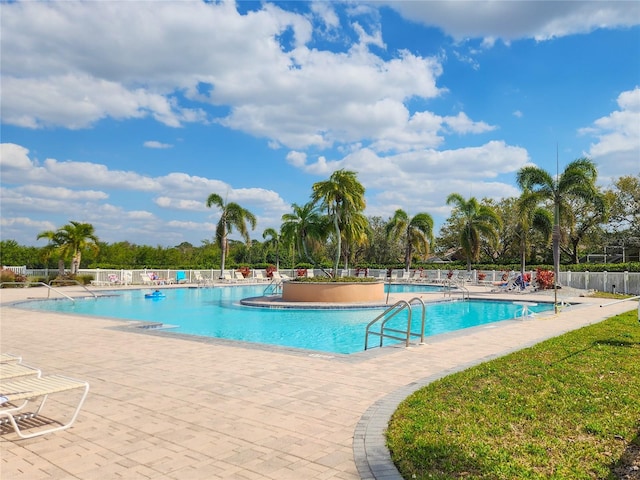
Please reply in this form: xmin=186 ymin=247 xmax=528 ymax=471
xmin=144 ymin=141 xmax=173 ymax=149
xmin=1 ymin=1 xmax=450 ymax=153
xmin=579 ymin=87 xmax=640 ymax=181
xmin=0 ymin=142 xmax=292 ymax=245
xmin=386 ymin=1 xmax=640 ymax=43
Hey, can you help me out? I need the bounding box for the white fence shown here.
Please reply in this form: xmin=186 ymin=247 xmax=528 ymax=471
xmin=5 ymin=267 xmax=640 ymax=295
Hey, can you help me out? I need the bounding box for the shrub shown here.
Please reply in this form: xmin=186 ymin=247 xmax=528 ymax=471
xmin=535 ymin=268 xmax=555 ymax=289
xmin=291 ymin=276 xmax=377 ymax=283
xmin=0 ymin=268 xmax=26 ymax=287
xmin=77 ymin=274 xmax=95 ymax=285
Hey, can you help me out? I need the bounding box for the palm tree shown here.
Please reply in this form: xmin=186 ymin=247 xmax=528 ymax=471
xmin=340 ymin=211 xmax=370 ymax=270
xmin=262 ymin=227 xmax=281 ymax=270
xmin=516 ymin=157 xmax=599 ymax=286
xmin=515 ymin=190 xmax=553 ymax=276
xmin=311 ymin=169 xmax=366 ymax=276
xmin=386 ymin=209 xmax=434 ymax=272
xmin=445 ymin=194 xmax=501 ymax=271
xmin=205 ymin=193 xmax=256 ymax=276
xmin=281 ymin=201 xmax=327 ymax=266
xmin=37 ymin=221 xmax=99 ymax=275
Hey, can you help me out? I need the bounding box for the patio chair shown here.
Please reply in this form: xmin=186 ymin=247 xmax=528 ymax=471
xmin=0 ymin=374 xmax=90 ymax=439
xmin=491 ymin=273 xmax=518 ymax=293
xmin=220 ymin=271 xmax=235 ymax=283
xmin=0 ymin=362 xmax=41 ymax=381
xmin=410 ymin=270 xmax=424 ymax=283
xmin=234 ymin=271 xmax=247 ymax=282
xmin=0 ymin=353 xmax=22 ymax=364
xmin=175 ymin=271 xmax=187 ymax=284
xmin=194 ymin=272 xmax=210 ymax=285
xmin=140 ymin=273 xmax=158 ymax=285
xmin=254 ymin=270 xmax=268 ymax=282
xmin=271 ymin=271 xmax=290 ymax=282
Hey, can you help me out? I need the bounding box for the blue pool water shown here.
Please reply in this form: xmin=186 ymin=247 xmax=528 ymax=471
xmin=16 ymin=285 xmax=552 ymax=354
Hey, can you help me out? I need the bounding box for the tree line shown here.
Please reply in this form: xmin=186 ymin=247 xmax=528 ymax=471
xmin=1 ymin=160 xmax=638 ymax=275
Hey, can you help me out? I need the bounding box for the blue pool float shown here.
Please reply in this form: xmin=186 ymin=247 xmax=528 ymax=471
xmin=145 ymin=290 xmax=166 ymax=299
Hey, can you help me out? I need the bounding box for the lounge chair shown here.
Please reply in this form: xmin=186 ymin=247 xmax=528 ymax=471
xmin=0 ymin=362 xmax=41 ymax=380
xmin=410 ymin=270 xmax=424 ymax=283
xmin=253 ymin=270 xmax=268 ymax=282
xmin=491 ymin=273 xmax=518 ymax=292
xmin=271 ymin=271 xmax=290 ymax=282
xmin=306 ymin=269 xmax=315 ymax=278
xmin=140 ymin=273 xmax=159 ymax=285
xmin=220 ymin=271 xmax=235 ymax=283
xmin=175 ymin=271 xmax=187 ymax=284
xmin=194 ymin=272 xmax=211 ymax=286
xmin=0 ymin=374 xmax=89 ymax=439
xmin=0 ymin=353 xmax=21 ymax=364
xmin=234 ymin=271 xmax=247 ymax=282
xmin=399 ymin=271 xmax=411 ymax=283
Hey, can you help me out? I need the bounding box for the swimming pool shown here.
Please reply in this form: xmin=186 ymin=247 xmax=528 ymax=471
xmin=16 ymin=285 xmax=552 ymax=354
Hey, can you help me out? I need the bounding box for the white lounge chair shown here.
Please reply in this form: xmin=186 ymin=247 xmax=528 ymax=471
xmin=254 ymin=270 xmax=268 ymax=282
xmin=0 ymin=374 xmax=89 ymax=439
xmin=140 ymin=273 xmax=159 ymax=285
xmin=234 ymin=271 xmax=247 ymax=282
xmin=271 ymin=271 xmax=290 ymax=282
xmin=0 ymin=362 xmax=41 ymax=380
xmin=0 ymin=353 xmax=22 ymax=364
xmin=220 ymin=271 xmax=235 ymax=283
xmin=410 ymin=270 xmax=423 ymax=283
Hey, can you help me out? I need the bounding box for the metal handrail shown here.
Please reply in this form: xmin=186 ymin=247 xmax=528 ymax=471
xmin=263 ymin=279 xmax=282 ymax=296
xmin=48 ymin=279 xmax=98 ymax=299
xmin=443 ymin=280 xmax=469 ymax=300
xmin=364 ymin=297 xmax=426 ymax=350
xmin=0 ymin=282 xmax=77 ymax=302
xmin=599 ymin=295 xmax=640 ymax=323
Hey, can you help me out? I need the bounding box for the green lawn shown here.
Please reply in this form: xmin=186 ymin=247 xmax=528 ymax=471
xmin=386 ymin=308 xmax=640 ymax=480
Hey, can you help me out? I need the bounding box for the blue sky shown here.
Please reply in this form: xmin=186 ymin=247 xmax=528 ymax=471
xmin=1 ymin=0 xmax=639 ymax=247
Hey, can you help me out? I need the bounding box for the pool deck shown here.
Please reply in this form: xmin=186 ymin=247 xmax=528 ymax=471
xmin=1 ymin=283 xmax=636 ymax=479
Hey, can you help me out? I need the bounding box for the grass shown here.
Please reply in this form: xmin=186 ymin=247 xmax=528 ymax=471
xmin=386 ymin=308 xmax=640 ymax=480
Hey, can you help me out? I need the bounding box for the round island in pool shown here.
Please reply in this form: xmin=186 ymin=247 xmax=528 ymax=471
xmin=281 ymin=281 xmax=385 ymax=303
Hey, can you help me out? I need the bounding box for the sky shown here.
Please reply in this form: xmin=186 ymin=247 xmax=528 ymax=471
xmin=1 ymin=0 xmax=639 ymax=248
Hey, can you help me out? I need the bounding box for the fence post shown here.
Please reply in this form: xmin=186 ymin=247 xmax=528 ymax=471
xmin=624 ymin=270 xmax=629 ymax=295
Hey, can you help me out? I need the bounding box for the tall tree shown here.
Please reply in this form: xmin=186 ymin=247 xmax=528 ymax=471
xmin=281 ymin=201 xmax=327 ymax=266
xmin=562 ymin=190 xmax=609 ymax=264
xmin=445 ymin=194 xmax=501 ymax=271
xmin=340 ymin=211 xmax=370 ymax=270
xmin=262 ymin=227 xmax=281 ymax=270
xmin=386 ymin=209 xmax=434 ymax=272
xmin=516 ymin=191 xmax=553 ymax=275
xmin=517 ymin=157 xmax=600 ymax=285
xmin=37 ymin=221 xmax=99 ymax=275
xmin=205 ymin=194 xmax=256 ymax=275
xmin=311 ymin=169 xmax=366 ymax=276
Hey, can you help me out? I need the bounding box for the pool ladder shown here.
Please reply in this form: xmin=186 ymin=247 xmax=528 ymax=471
xmin=443 ymin=280 xmax=470 ymax=300
xmin=263 ymin=279 xmax=283 ymax=296
xmin=364 ymin=297 xmax=426 ymax=350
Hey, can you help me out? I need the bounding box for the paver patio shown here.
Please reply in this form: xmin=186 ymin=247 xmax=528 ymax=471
xmin=0 ymin=285 xmax=635 ymax=479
